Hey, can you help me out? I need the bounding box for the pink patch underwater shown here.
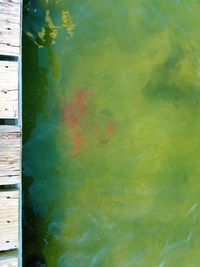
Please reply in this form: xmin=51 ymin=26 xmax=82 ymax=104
xmin=62 ymin=89 xmax=117 ymax=156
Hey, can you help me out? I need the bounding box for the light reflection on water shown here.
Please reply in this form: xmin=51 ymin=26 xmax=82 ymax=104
xmin=23 ymin=1 xmax=200 ymax=266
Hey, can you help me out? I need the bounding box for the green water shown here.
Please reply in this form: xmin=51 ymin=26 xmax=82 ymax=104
xmin=23 ymin=1 xmax=200 ymax=266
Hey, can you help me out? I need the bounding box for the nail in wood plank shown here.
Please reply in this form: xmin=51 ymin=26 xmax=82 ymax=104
xmin=0 ymin=61 xmax=18 ymax=119
xmin=0 ymin=0 xmax=21 ymax=56
xmin=0 ymin=190 xmax=19 ymax=252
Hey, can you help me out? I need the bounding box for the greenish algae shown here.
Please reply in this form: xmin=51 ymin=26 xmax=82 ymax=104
xmin=23 ymin=1 xmax=200 ymax=266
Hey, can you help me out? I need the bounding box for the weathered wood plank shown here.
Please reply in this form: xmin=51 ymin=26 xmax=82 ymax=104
xmin=0 ymin=256 xmax=18 ymax=267
xmin=0 ymin=0 xmax=20 ymax=56
xmin=0 ymin=126 xmax=21 ymax=185
xmin=0 ymin=190 xmax=19 ymax=251
xmin=0 ymin=61 xmax=18 ymax=119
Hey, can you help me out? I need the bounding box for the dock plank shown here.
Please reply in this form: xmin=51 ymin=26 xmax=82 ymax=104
xmin=0 ymin=257 xmax=18 ymax=267
xmin=0 ymin=126 xmax=21 ymax=185
xmin=0 ymin=61 xmax=18 ymax=119
xmin=0 ymin=190 xmax=19 ymax=252
xmin=0 ymin=0 xmax=21 ymax=56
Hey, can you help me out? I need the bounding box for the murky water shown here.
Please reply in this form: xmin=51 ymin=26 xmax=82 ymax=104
xmin=23 ymin=1 xmax=200 ymax=266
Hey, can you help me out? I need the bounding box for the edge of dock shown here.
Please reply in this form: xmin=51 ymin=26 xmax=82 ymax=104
xmin=0 ymin=0 xmax=22 ymax=266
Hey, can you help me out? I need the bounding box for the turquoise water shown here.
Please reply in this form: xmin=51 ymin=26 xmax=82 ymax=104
xmin=23 ymin=1 xmax=200 ymax=266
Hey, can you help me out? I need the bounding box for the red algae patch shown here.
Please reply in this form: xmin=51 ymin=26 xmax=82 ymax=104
xmin=62 ymin=89 xmax=117 ymax=156
xmin=63 ymin=89 xmax=90 ymax=129
xmin=71 ymin=131 xmax=83 ymax=156
xmin=63 ymin=103 xmax=80 ymax=128
xmin=105 ymin=123 xmax=117 ymax=135
xmin=75 ymin=90 xmax=90 ymax=115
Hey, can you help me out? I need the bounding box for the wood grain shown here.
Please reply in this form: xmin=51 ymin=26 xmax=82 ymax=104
xmin=0 ymin=190 xmax=19 ymax=251
xmin=0 ymin=256 xmax=18 ymax=267
xmin=0 ymin=0 xmax=21 ymax=56
xmin=0 ymin=61 xmax=18 ymax=119
xmin=0 ymin=126 xmax=21 ymax=185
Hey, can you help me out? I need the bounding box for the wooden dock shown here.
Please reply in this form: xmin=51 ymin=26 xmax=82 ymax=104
xmin=0 ymin=0 xmax=22 ymax=266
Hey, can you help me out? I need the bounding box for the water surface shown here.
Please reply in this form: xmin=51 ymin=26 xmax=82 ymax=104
xmin=23 ymin=1 xmax=200 ymax=266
